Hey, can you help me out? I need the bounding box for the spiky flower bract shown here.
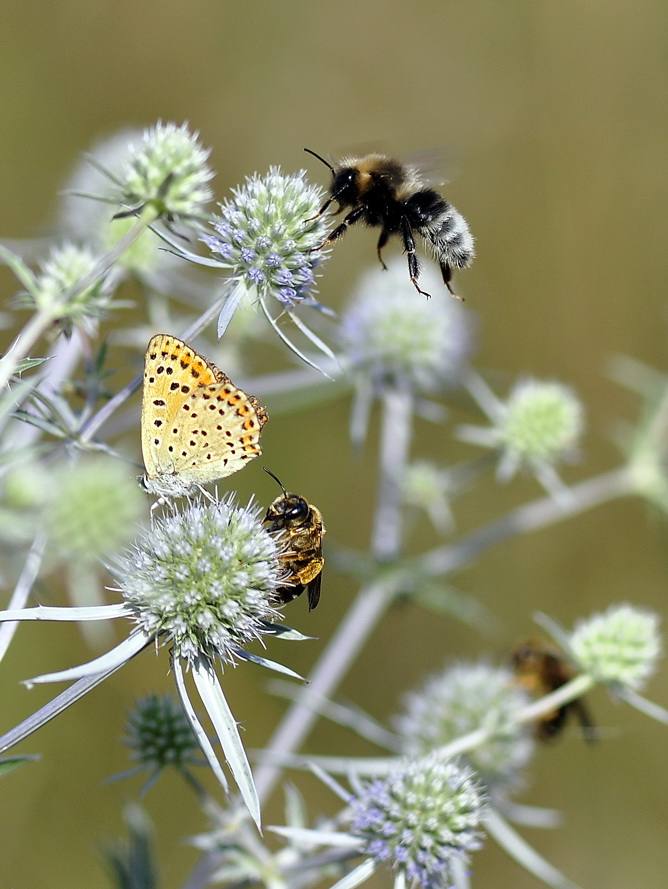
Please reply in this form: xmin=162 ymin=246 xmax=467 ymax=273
xmin=394 ymin=661 xmax=534 ymax=792
xmin=112 ymin=496 xmax=286 ymax=665
xmin=118 ymin=121 xmax=214 ymax=220
xmin=569 ymin=604 xmax=662 ymax=691
xmin=349 ymin=752 xmax=486 ymax=888
xmin=19 ymin=242 xmax=114 ymax=336
xmin=203 ymin=167 xmax=329 ymax=307
xmin=339 ymin=259 xmax=475 ymax=393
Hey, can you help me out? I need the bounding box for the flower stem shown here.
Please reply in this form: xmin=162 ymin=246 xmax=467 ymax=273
xmin=255 ymin=386 xmax=415 ymax=804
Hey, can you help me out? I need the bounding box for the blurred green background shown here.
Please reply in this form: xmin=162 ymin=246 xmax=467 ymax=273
xmin=1 ymin=1 xmax=667 ymax=887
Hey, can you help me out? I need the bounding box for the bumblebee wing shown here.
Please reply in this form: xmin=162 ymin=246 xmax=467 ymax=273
xmin=401 ymin=147 xmax=456 ymax=187
xmin=307 ymin=571 xmax=322 ymax=611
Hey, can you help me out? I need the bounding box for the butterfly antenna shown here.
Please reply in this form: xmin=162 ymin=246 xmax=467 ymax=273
xmin=263 ymin=467 xmax=288 ymax=497
xmin=304 ymin=148 xmax=335 ymax=173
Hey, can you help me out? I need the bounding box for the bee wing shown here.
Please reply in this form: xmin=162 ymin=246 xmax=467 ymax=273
xmin=401 ymin=147 xmax=457 ymax=187
xmin=307 ymin=571 xmax=322 ymax=611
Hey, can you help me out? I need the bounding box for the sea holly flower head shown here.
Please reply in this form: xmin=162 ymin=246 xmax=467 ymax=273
xmin=394 ymin=661 xmax=534 ymax=793
xmin=349 ymin=752 xmax=486 ymax=888
xmin=339 ymin=258 xmax=475 ymax=394
xmin=117 ymin=121 xmax=214 ymax=220
xmin=123 ymin=693 xmax=201 ymax=778
xmin=569 ymin=604 xmax=662 ymax=691
xmin=60 ymin=128 xmax=181 ymax=278
xmin=112 ymin=495 xmax=286 ymax=665
xmin=204 ymin=167 xmax=329 ymax=307
xmin=18 ymin=242 xmax=115 ymax=336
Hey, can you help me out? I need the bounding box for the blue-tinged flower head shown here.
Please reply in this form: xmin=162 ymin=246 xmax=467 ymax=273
xmin=21 ymin=241 xmax=115 ymax=336
xmin=339 ymin=259 xmax=475 ymax=393
xmin=569 ymin=604 xmax=662 ymax=691
xmin=203 ymin=167 xmax=329 ymax=307
xmin=349 ymin=752 xmax=486 ymax=888
xmin=394 ymin=661 xmax=534 ymax=794
xmin=60 ymin=128 xmax=183 ymax=277
xmin=118 ymin=121 xmax=214 ymax=220
xmin=124 ymin=693 xmax=200 ymax=774
xmin=112 ymin=496 xmax=287 ymax=665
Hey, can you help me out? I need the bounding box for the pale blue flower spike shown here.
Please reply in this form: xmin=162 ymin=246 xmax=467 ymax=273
xmin=148 ymin=224 xmax=226 ymax=267
xmin=192 ymin=661 xmax=261 ymax=829
xmin=259 ymin=295 xmax=334 ymax=380
xmin=286 ymin=308 xmax=338 ymax=364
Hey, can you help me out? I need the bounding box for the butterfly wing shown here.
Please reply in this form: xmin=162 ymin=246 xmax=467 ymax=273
xmin=141 ymin=334 xmax=267 ymax=496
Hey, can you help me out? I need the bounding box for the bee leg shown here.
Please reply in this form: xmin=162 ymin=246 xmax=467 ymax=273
xmin=440 ymin=261 xmax=464 ymax=301
xmin=311 ymin=204 xmax=366 ymax=251
xmin=400 ymin=217 xmax=432 ymax=298
xmin=376 ymin=229 xmax=389 ymax=270
xmin=305 ymin=196 xmax=335 ymax=222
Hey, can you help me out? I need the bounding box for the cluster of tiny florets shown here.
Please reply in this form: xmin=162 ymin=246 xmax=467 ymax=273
xmin=60 ymin=129 xmax=180 ymax=277
xmin=339 ymin=259 xmax=475 ymax=393
xmin=203 ymin=167 xmax=329 ymax=306
xmin=569 ymin=604 xmax=662 ymax=691
xmin=23 ymin=242 xmax=113 ymax=335
xmin=113 ymin=497 xmax=286 ymax=664
xmin=118 ymin=121 xmax=214 ymax=220
xmin=45 ymin=457 xmax=144 ymax=562
xmin=349 ymin=752 xmax=486 ymax=888
xmin=394 ymin=661 xmax=534 ymax=791
xmin=124 ymin=694 xmax=200 ymax=772
xmin=498 ymin=379 xmax=584 ymax=473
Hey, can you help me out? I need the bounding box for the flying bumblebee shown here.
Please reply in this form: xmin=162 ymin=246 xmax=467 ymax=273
xmin=305 ymin=148 xmax=475 ymax=299
xmin=263 ymin=469 xmax=325 ymax=611
xmin=511 ymin=640 xmax=596 ymax=743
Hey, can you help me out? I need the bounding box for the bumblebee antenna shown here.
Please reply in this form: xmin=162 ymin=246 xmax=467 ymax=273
xmin=263 ymin=467 xmax=288 ymax=497
xmin=304 ymin=148 xmax=335 ymax=174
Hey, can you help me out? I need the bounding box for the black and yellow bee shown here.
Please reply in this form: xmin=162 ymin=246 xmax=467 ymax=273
xmin=511 ymin=640 xmax=596 ymax=743
xmin=305 ymin=148 xmax=474 ymax=299
xmin=263 ymin=469 xmax=325 ymax=611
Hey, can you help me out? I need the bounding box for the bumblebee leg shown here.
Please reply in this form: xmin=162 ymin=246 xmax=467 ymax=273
xmin=305 ymin=196 xmax=334 ymax=222
xmin=312 ymin=204 xmax=366 ymax=251
xmin=376 ymin=229 xmax=390 ymax=270
xmin=400 ymin=216 xmax=431 ymax=298
xmin=440 ymin=260 xmax=463 ymax=301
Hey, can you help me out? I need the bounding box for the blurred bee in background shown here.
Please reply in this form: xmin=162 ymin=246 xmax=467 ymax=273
xmin=511 ymin=640 xmax=596 ymax=743
xmin=263 ymin=468 xmax=325 ymax=611
xmin=304 ymin=148 xmax=475 ymax=299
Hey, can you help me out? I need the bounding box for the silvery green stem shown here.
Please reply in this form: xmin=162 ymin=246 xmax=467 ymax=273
xmin=255 ymin=386 xmax=415 ymax=804
xmin=418 ymin=467 xmax=633 ymax=577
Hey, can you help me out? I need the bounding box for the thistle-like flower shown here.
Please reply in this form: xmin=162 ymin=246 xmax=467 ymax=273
xmin=203 ymin=167 xmax=329 ymax=308
xmin=394 ymin=661 xmax=534 ymax=794
xmin=114 ymin=496 xmax=285 ymax=665
xmin=569 ymin=603 xmax=661 ymax=691
xmin=0 ymin=495 xmax=303 ymax=827
xmin=118 ymin=694 xmax=201 ymax=791
xmin=117 ymin=121 xmax=214 ymax=221
xmin=349 ymin=753 xmax=486 ymax=888
xmin=60 ymin=128 xmax=182 ymax=278
xmin=460 ymin=376 xmax=584 ymax=497
xmin=45 ymin=456 xmax=144 ymax=563
xmin=339 ymin=258 xmax=475 ymax=394
xmin=18 ymin=241 xmax=115 ymax=337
